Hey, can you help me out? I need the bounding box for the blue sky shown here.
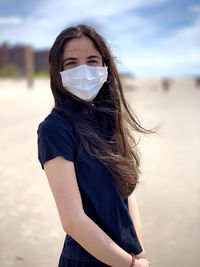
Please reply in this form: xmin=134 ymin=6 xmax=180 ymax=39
xmin=0 ymin=0 xmax=200 ymax=77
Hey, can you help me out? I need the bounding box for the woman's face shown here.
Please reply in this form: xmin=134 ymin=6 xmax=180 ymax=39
xmin=62 ymin=36 xmax=103 ymax=70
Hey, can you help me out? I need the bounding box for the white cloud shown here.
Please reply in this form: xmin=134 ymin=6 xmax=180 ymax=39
xmin=31 ymin=0 xmax=167 ymax=32
xmin=162 ymin=18 xmax=200 ymax=52
xmin=0 ymin=16 xmax=23 ymax=25
xmin=121 ymin=49 xmax=200 ymax=77
xmin=0 ymin=15 xmax=56 ymax=48
xmin=0 ymin=16 xmax=51 ymax=27
xmin=0 ymin=0 xmax=167 ymax=49
xmin=189 ymin=4 xmax=200 ymax=14
xmin=120 ymin=28 xmax=200 ymax=77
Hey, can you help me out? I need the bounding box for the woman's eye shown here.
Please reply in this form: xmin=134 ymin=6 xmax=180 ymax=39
xmin=63 ymin=62 xmax=77 ymax=69
xmin=87 ymin=60 xmax=100 ymax=65
xmin=65 ymin=62 xmax=76 ymax=66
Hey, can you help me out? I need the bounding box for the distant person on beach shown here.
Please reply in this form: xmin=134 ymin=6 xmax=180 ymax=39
xmin=161 ymin=78 xmax=171 ymax=91
xmin=37 ymin=24 xmax=152 ymax=267
xmin=195 ymin=77 xmax=200 ymax=88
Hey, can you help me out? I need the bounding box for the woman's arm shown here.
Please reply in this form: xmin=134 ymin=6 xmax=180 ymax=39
xmin=43 ymin=156 xmax=133 ymax=267
xmin=128 ymin=191 xmax=147 ymax=259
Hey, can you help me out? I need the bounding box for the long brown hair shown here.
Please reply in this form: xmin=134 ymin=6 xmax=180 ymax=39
xmin=49 ymin=24 xmax=155 ymax=199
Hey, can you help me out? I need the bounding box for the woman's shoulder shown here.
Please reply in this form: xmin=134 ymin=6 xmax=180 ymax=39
xmin=37 ymin=108 xmax=77 ymax=169
xmin=37 ymin=108 xmax=74 ymax=137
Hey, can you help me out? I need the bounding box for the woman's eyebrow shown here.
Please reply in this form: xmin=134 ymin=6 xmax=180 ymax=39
xmin=62 ymin=57 xmax=77 ymax=64
xmin=87 ymin=55 xmax=101 ymax=60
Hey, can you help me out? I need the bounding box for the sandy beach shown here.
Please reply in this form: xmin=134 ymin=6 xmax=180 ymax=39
xmin=0 ymin=77 xmax=199 ymax=267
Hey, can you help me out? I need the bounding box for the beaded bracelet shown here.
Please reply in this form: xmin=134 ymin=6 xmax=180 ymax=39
xmin=129 ymin=253 xmax=136 ymax=267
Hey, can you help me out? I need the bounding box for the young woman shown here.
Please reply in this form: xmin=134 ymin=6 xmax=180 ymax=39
xmin=37 ymin=24 xmax=151 ymax=267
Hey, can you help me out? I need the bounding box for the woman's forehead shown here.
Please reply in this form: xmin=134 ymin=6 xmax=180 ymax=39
xmin=63 ymin=36 xmax=102 ymax=58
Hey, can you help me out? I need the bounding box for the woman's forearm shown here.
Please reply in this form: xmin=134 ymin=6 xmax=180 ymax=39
xmin=66 ymin=213 xmax=133 ymax=267
xmin=128 ymin=192 xmax=147 ymax=259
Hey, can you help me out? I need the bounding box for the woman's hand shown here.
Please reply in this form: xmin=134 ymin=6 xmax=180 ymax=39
xmin=135 ymin=250 xmax=147 ymax=260
xmin=134 ymin=258 xmax=150 ymax=267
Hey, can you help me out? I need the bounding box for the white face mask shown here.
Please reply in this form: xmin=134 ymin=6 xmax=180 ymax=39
xmin=60 ymin=64 xmax=108 ymax=101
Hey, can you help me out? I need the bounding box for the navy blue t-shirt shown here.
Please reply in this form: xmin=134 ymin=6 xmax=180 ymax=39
xmin=37 ymin=107 xmax=143 ymax=262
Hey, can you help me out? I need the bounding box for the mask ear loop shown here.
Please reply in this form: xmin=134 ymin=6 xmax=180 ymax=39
xmin=102 ymin=59 xmax=107 ymax=67
xmin=102 ymin=61 xmax=109 ymax=83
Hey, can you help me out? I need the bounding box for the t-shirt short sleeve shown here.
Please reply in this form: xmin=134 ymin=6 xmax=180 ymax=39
xmin=37 ymin=115 xmax=76 ymax=170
